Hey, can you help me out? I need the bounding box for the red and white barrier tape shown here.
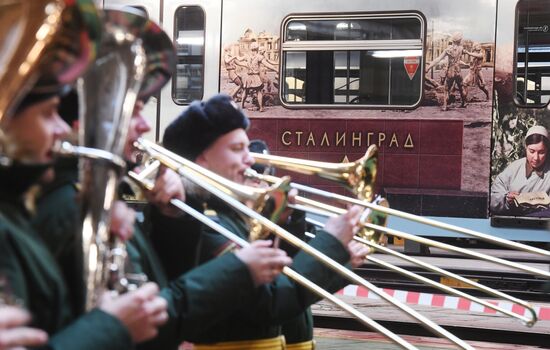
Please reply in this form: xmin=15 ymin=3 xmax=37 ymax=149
xmin=337 ymin=285 xmax=550 ymax=321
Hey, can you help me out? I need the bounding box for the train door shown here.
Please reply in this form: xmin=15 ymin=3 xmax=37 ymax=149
xmin=159 ymin=0 xmax=222 ymax=141
xmin=490 ymin=0 xmax=550 ymax=226
xmin=101 ymin=0 xmax=161 ymax=142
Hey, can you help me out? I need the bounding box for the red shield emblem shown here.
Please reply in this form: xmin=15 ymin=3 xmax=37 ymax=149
xmin=404 ymin=56 xmax=420 ymax=80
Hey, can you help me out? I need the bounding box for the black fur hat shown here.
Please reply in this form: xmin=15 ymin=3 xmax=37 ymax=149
xmin=14 ymin=83 xmax=72 ymax=115
xmin=163 ymin=94 xmax=250 ymax=160
xmin=249 ymin=139 xmax=274 ymax=175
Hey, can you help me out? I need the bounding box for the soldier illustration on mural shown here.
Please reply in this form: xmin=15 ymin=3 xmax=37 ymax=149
xmin=464 ymin=43 xmax=490 ymax=101
xmin=241 ymin=42 xmax=278 ymax=112
xmin=424 ymin=32 xmax=494 ymax=111
xmin=426 ymin=32 xmax=474 ymax=111
xmin=222 ymin=44 xmax=247 ymax=101
xmin=221 ymin=29 xmax=280 ymax=112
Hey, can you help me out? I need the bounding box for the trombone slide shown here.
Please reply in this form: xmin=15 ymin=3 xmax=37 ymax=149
xmin=126 ymin=167 xmax=420 ymax=350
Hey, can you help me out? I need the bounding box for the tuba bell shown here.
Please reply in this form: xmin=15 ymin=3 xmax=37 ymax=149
xmin=0 ymin=0 xmax=101 ymax=162
xmin=76 ymin=7 xmax=175 ymax=310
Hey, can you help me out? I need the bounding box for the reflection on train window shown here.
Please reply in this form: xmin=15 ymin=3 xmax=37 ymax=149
xmin=515 ymin=0 xmax=550 ymax=107
xmin=173 ymin=6 xmax=205 ymax=104
xmin=282 ymin=14 xmax=424 ymax=107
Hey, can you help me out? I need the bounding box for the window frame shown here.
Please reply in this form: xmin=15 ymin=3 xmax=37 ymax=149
xmin=171 ymin=5 xmax=206 ymax=105
xmin=513 ymin=0 xmax=550 ymax=108
xmin=279 ymin=11 xmax=426 ymax=109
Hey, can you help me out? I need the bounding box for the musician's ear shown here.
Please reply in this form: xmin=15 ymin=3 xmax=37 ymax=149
xmin=195 ymin=152 xmax=208 ymax=168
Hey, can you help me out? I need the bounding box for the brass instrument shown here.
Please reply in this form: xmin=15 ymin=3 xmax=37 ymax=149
xmin=75 ymin=7 xmax=174 ymax=310
xmin=252 ymin=145 xmax=379 ymax=201
xmin=0 ymin=0 xmax=100 ymax=161
xmin=134 ymin=138 xmax=476 ymax=350
xmin=245 ymin=168 xmax=539 ymax=326
xmin=248 ymin=150 xmax=550 ymax=326
xmin=0 ymin=0 xmax=63 ymax=123
xmin=127 ymin=161 xmax=420 ymax=350
xmin=251 ymin=149 xmax=550 ymax=262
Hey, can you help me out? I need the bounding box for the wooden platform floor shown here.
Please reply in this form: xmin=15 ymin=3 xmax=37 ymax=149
xmin=314 ymin=328 xmax=548 ymax=349
xmin=312 ymin=296 xmax=550 ymax=335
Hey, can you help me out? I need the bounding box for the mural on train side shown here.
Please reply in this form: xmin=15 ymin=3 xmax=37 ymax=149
xmin=221 ymin=30 xmax=493 ymax=114
xmin=218 ymin=1 xmax=499 ymax=218
xmin=489 ymin=0 xmax=550 ymax=218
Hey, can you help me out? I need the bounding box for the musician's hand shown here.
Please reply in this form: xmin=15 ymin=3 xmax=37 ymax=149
xmin=99 ymin=282 xmax=168 ymax=343
xmin=347 ymin=240 xmax=370 ymax=268
xmin=110 ymin=201 xmax=136 ymax=241
xmin=145 ymin=167 xmax=185 ymax=217
xmin=277 ymin=188 xmax=298 ymax=226
xmin=235 ymin=240 xmax=292 ymax=286
xmin=0 ymin=305 xmax=48 ymax=349
xmin=324 ymin=205 xmax=362 ymax=246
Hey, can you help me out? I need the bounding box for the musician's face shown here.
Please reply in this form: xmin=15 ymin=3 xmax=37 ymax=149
xmin=197 ymin=128 xmax=255 ymax=184
xmin=526 ymin=141 xmax=547 ymax=171
xmin=4 ymin=96 xmax=70 ymax=163
xmin=124 ymin=100 xmax=151 ymax=162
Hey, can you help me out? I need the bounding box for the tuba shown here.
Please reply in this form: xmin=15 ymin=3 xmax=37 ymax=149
xmin=0 ymin=0 xmax=100 ymax=161
xmin=76 ymin=7 xmax=175 ymax=310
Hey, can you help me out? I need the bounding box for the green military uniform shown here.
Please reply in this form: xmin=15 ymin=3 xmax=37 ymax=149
xmin=193 ymin=198 xmax=350 ymax=346
xmin=147 ymin=198 xmax=203 ymax=279
xmin=159 ymin=92 xmax=351 ymax=348
xmin=0 ymin=165 xmax=132 ymax=350
xmin=278 ymin=210 xmax=315 ymax=349
xmin=127 ymin=221 xmax=259 ymax=349
xmin=33 ymin=169 xmax=261 ymax=350
xmin=33 ymin=159 xmax=84 ymax=315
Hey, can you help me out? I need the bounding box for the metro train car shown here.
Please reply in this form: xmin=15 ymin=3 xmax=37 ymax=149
xmin=100 ymin=0 xmax=550 ymax=245
xmin=99 ymin=0 xmax=550 ymax=344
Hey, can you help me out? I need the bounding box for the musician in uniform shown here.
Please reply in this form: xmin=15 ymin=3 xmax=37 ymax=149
xmin=123 ymin=98 xmax=293 ymax=350
xmin=32 ymin=15 xmax=293 ymax=350
xmin=162 ymin=93 xmax=367 ymax=349
xmin=246 ymin=139 xmax=316 ymax=349
xmin=0 ymin=82 xmax=169 ymax=349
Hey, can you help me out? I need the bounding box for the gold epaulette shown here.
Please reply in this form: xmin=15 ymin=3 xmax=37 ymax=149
xmin=194 ymin=336 xmax=286 ymax=350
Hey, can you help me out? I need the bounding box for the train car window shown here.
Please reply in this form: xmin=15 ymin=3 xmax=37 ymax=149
xmin=515 ymin=0 xmax=550 ymax=107
xmin=173 ymin=6 xmax=205 ymax=104
xmin=281 ymin=14 xmax=424 ymax=107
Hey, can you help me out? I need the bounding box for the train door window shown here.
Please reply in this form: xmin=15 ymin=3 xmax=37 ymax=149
xmin=281 ymin=14 xmax=424 ymax=107
xmin=173 ymin=6 xmax=205 ymax=104
xmin=515 ymin=0 xmax=550 ymax=107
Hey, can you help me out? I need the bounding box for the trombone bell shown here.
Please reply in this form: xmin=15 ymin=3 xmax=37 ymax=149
xmin=251 ymin=144 xmax=378 ymax=202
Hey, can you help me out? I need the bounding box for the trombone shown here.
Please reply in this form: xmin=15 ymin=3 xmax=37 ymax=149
xmin=248 ymin=149 xmax=550 ymax=324
xmin=134 ymin=137 xmax=476 ymax=350
xmin=250 ymin=147 xmax=550 ymax=262
xmin=127 ymin=161 xmax=418 ymax=350
xmin=246 ymin=168 xmax=538 ymax=326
